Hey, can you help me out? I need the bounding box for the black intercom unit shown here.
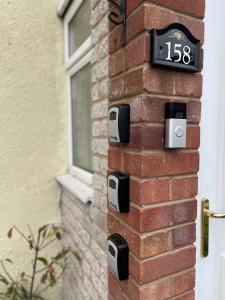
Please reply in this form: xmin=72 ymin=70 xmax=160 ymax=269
xmin=107 ymin=233 xmax=129 ymax=281
xmin=107 ymin=172 xmax=130 ymax=213
xmin=108 ymin=104 xmax=130 ymax=144
xmin=165 ymin=102 xmax=187 ymax=148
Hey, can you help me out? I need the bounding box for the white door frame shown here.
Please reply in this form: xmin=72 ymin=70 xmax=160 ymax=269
xmin=196 ymin=0 xmax=225 ymax=299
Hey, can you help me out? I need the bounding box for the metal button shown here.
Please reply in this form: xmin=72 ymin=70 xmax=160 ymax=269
xmin=175 ymin=126 xmax=184 ymax=137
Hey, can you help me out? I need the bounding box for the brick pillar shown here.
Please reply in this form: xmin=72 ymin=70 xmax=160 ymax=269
xmin=108 ymin=1 xmax=205 ymax=299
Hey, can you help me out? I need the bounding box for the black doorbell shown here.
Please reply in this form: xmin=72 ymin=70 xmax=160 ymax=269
xmin=108 ymin=104 xmax=130 ymax=144
xmin=107 ymin=233 xmax=129 ymax=281
xmin=107 ymin=172 xmax=130 ymax=213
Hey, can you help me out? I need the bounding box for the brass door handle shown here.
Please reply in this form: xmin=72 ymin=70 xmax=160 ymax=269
xmin=202 ymin=198 xmax=225 ymax=257
xmin=204 ymin=209 xmax=225 ymax=218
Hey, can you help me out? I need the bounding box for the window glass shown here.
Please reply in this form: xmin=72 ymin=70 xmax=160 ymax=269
xmin=69 ymin=0 xmax=91 ymax=56
xmin=71 ymin=63 xmax=93 ymax=172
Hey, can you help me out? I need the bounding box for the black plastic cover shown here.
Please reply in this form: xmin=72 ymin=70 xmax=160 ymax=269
xmin=118 ymin=104 xmax=130 ymax=143
xmin=165 ymin=102 xmax=187 ymax=119
xmin=108 ymin=233 xmax=129 ymax=281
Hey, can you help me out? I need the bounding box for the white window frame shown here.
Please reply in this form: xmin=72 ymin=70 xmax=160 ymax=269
xmin=64 ymin=0 xmax=93 ymax=185
xmin=64 ymin=0 xmax=92 ymax=67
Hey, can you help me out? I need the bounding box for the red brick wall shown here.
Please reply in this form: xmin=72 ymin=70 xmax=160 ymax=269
xmin=108 ymin=1 xmax=205 ymax=299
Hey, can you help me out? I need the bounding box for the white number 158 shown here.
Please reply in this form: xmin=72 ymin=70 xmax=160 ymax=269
xmin=165 ymin=42 xmax=191 ymax=65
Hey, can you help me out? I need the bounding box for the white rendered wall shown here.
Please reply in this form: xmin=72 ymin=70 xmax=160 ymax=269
xmin=0 ymin=1 xmax=67 ymax=298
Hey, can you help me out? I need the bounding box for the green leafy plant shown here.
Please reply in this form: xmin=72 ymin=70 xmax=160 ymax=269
xmin=0 ymin=224 xmax=79 ymax=300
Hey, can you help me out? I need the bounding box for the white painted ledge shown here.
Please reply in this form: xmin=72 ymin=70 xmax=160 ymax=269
xmin=57 ymin=0 xmax=72 ymax=17
xmin=56 ymin=174 xmax=94 ymax=204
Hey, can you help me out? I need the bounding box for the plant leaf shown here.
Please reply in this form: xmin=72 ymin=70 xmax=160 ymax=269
xmin=20 ymin=285 xmax=28 ymax=298
xmin=72 ymin=251 xmax=81 ymax=262
xmin=56 ymin=232 xmax=62 ymax=240
xmin=0 ymin=275 xmax=9 ymax=285
xmin=40 ymin=273 xmax=48 ymax=284
xmin=6 ymin=285 xmax=13 ymax=295
xmin=39 ymin=225 xmax=48 ymax=233
xmin=47 ymin=231 xmax=55 ymax=239
xmin=48 ymin=266 xmax=55 ymax=276
xmin=37 ymin=257 xmax=48 ymax=266
xmin=49 ymin=274 xmax=56 ymax=287
xmin=7 ymin=228 xmax=13 ymax=239
xmin=42 ymin=226 xmax=49 ymax=239
xmin=29 ymin=241 xmax=33 ymax=250
xmin=54 ymin=249 xmax=69 ymax=260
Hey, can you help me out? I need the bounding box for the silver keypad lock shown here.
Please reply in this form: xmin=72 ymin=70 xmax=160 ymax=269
xmin=108 ymin=104 xmax=130 ymax=144
xmin=107 ymin=233 xmax=129 ymax=281
xmin=108 ymin=172 xmax=129 ymax=213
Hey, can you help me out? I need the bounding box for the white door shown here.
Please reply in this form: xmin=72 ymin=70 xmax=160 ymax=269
xmin=196 ymin=0 xmax=225 ymax=299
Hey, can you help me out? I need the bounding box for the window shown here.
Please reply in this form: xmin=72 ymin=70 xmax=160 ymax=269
xmin=64 ymin=0 xmax=93 ymax=184
xmin=68 ymin=0 xmax=91 ymax=56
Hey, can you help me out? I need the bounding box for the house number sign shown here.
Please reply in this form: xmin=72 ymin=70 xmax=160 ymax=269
xmin=150 ymin=23 xmax=201 ymax=72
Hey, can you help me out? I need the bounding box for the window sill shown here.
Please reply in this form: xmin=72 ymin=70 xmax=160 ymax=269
xmin=56 ymin=174 xmax=94 ymax=204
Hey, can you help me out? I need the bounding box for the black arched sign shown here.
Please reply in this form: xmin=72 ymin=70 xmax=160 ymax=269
xmin=150 ymin=23 xmax=201 ymax=72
